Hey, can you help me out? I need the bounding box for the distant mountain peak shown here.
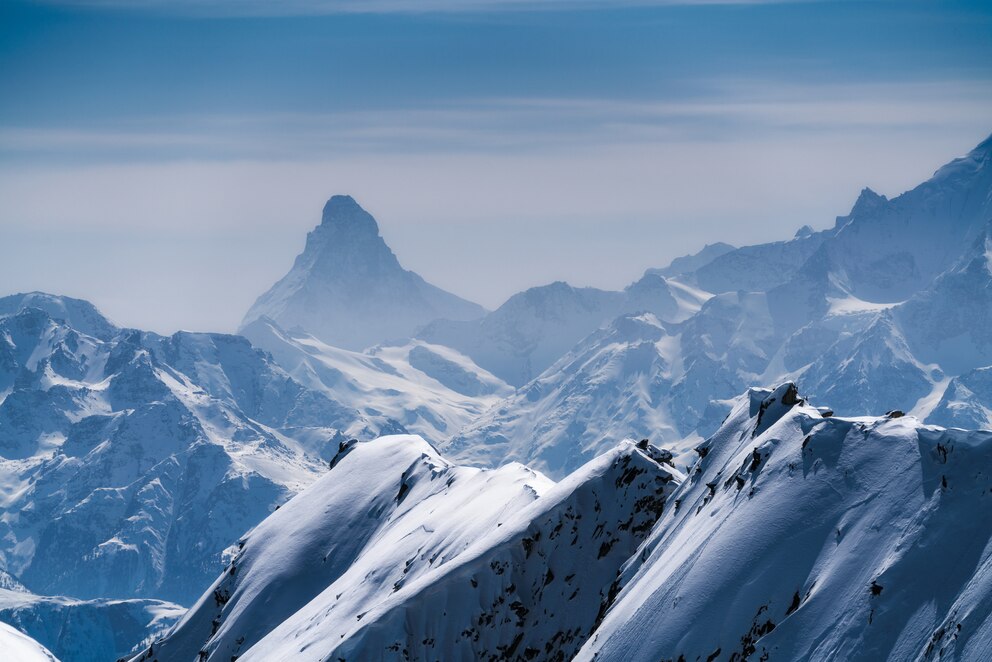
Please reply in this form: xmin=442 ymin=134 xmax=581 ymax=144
xmin=242 ymin=195 xmax=483 ymax=350
xmin=833 ymin=186 xmax=888 ymax=229
xmin=851 ymin=186 xmax=887 ymax=211
xmin=0 ymin=291 xmax=117 ymax=340
xmin=320 ymin=194 xmax=380 ymax=235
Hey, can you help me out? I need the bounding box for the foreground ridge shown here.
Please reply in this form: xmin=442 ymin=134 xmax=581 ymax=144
xmin=137 ymin=382 xmax=992 ymax=661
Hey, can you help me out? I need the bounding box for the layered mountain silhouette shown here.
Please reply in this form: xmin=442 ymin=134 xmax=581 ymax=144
xmin=241 ymin=195 xmax=484 ymax=351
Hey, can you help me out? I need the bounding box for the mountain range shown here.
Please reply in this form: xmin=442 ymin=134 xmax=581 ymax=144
xmin=1 ymin=133 xmax=992 ymax=660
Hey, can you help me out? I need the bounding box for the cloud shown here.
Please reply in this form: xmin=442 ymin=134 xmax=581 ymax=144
xmin=4 ymin=80 xmax=991 ymax=161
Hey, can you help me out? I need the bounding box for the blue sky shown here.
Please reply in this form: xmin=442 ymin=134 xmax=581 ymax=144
xmin=1 ymin=0 xmax=991 ymax=332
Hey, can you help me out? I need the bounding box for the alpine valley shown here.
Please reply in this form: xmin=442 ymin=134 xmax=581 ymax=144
xmin=1 ymin=135 xmax=991 ymax=661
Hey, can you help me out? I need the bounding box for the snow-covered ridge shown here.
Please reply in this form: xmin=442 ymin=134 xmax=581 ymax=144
xmin=137 ymin=383 xmax=992 ymax=661
xmin=132 ymin=434 xmax=553 ymax=661
xmin=580 ymin=383 xmax=992 ymax=661
xmin=137 ymin=434 xmax=681 ymax=661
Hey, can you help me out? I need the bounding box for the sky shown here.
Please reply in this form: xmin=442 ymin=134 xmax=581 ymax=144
xmin=1 ymin=0 xmax=991 ymax=334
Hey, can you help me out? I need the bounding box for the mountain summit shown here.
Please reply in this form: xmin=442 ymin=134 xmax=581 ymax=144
xmin=241 ymin=195 xmax=485 ymax=350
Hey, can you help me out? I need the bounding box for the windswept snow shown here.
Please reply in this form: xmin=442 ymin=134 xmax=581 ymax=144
xmin=137 ymin=434 xmax=681 ymax=661
xmin=0 ymin=620 xmax=59 ymax=662
xmin=578 ymin=384 xmax=992 ymax=661
xmin=138 ymin=383 xmax=992 ymax=662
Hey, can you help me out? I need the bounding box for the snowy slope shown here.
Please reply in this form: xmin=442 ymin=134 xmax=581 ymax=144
xmin=131 ymin=434 xmax=552 ymax=661
xmin=444 ymin=313 xmax=690 ymax=478
xmin=578 ymin=383 xmax=992 ymax=661
xmin=240 ymin=316 xmax=511 ymax=446
xmin=139 ymin=435 xmax=681 ymax=662
xmin=0 ymin=620 xmax=59 ymax=662
xmin=241 ymin=195 xmax=484 ymax=351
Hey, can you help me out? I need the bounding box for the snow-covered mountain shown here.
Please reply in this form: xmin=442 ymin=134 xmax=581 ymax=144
xmin=685 ymin=135 xmax=990 ymax=302
xmin=5 ymin=134 xmax=992 ymax=660
xmin=442 ymin=134 xmax=992 ymax=479
xmin=240 ymin=316 xmax=511 ymax=447
xmin=0 ymin=291 xmax=524 ymax=657
xmin=0 ymin=575 xmax=182 ymax=662
xmin=418 ymin=275 xmax=707 ymax=387
xmin=136 ymin=433 xmax=680 ymax=661
xmin=242 ymin=195 xmax=485 ymax=351
xmin=136 ymin=383 xmax=992 ymax=661
xmin=0 ymin=293 xmax=407 ymax=612
xmin=578 ymin=383 xmax=992 ymax=661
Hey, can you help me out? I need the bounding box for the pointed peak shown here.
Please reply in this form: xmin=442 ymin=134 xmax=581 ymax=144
xmin=794 ymin=224 xmax=815 ymax=239
xmin=320 ymin=195 xmax=380 ymax=235
xmin=854 ymin=187 xmax=887 ymax=207
xmin=835 ymin=187 xmax=888 ymax=228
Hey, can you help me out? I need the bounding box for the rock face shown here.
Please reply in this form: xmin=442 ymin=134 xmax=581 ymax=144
xmin=241 ymin=195 xmax=484 ymax=350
